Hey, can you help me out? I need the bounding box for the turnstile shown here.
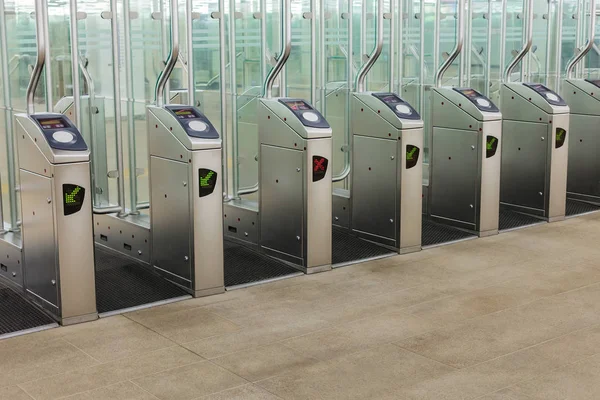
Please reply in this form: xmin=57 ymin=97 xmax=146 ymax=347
xmin=15 ymin=112 xmax=98 ymax=325
xmin=500 ymin=83 xmax=569 ymax=221
xmin=562 ymin=79 xmax=600 ymax=205
xmin=256 ymin=98 xmax=333 ymax=273
xmin=428 ymin=87 xmax=502 ymax=236
xmin=350 ymin=92 xmax=423 ymax=254
xmin=147 ymin=105 xmax=224 ymax=297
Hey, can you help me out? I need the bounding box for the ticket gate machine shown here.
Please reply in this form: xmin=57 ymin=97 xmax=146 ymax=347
xmin=256 ymin=98 xmax=333 ymax=273
xmin=15 ymin=113 xmax=98 ymax=325
xmin=500 ymin=83 xmax=569 ymax=221
xmin=562 ymin=79 xmax=600 ymax=204
xmin=428 ymin=88 xmax=502 ymax=236
xmin=351 ymin=92 xmax=423 ymax=254
xmin=147 ymin=105 xmax=224 ymax=297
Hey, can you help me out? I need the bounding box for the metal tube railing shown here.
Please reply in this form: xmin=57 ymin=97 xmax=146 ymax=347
xmin=355 ymin=0 xmax=384 ymax=93
xmin=123 ymin=0 xmax=138 ymax=214
xmin=0 ymin=0 xmax=11 ymax=230
xmin=225 ymin=0 xmax=234 ymax=199
xmin=503 ymin=0 xmax=533 ymax=83
xmin=263 ymin=0 xmax=292 ymax=98
xmin=26 ymin=0 xmax=46 ymax=115
xmin=186 ymin=0 xmax=195 ymax=105
xmin=155 ymin=0 xmax=180 ymax=106
xmin=69 ymin=0 xmax=82 ymax=130
xmin=435 ymin=0 xmax=465 ymax=87
xmin=566 ymin=0 xmax=597 ymax=78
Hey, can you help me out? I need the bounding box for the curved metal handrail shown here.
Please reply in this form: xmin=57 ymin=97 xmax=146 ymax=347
xmin=355 ymin=0 xmax=384 ymax=93
xmin=503 ymin=0 xmax=534 ymax=83
xmin=263 ymin=0 xmax=291 ymax=98
xmin=566 ymin=0 xmax=597 ymax=78
xmin=435 ymin=0 xmax=465 ymax=87
xmin=155 ymin=0 xmax=180 ymax=106
xmin=26 ymin=0 xmax=46 ymax=115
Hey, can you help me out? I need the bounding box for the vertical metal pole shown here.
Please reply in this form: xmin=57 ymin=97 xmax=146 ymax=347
xmin=42 ymin=0 xmax=53 ymax=111
xmin=465 ymin=0 xmax=472 ymax=88
xmin=226 ymin=0 xmax=235 ymax=198
xmin=263 ymin=0 xmax=291 ymax=98
xmin=566 ymin=0 xmax=597 ymax=78
xmin=123 ymin=0 xmax=138 ymax=213
xmin=356 ymin=0 xmax=383 ymax=92
xmin=27 ymin=0 xmax=46 ymax=115
xmin=348 ymin=0 xmax=353 ymax=92
xmin=555 ymin=0 xmax=563 ymax=89
xmin=543 ymin=0 xmax=552 ymax=83
xmin=310 ymin=0 xmax=316 ymax=104
xmin=435 ymin=0 xmax=464 ymax=87
xmin=260 ymin=0 xmax=267 ymax=82
xmin=500 ymin=0 xmax=506 ymax=83
xmin=485 ymin=0 xmax=492 ymax=96
xmin=69 ymin=0 xmax=82 ymax=130
xmin=418 ymin=0 xmax=424 ymax=113
xmin=155 ymin=0 xmax=180 ymax=106
xmin=110 ymin=0 xmax=127 ymax=217
xmin=0 ymin=0 xmax=10 ymax=230
xmin=186 ymin=0 xmax=195 ymax=105
xmin=397 ymin=0 xmax=404 ymax=93
xmin=433 ymin=0 xmax=440 ymax=82
xmin=389 ymin=0 xmax=395 ymax=91
xmin=504 ymin=0 xmax=533 ymax=83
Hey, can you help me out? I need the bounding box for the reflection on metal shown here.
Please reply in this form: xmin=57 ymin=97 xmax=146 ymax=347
xmin=263 ymin=0 xmax=291 ymax=98
xmin=504 ymin=0 xmax=533 ymax=83
xmin=69 ymin=0 xmax=81 ymax=130
xmin=435 ymin=0 xmax=464 ymax=88
xmin=123 ymin=0 xmax=138 ymax=214
xmin=566 ymin=0 xmax=596 ymax=78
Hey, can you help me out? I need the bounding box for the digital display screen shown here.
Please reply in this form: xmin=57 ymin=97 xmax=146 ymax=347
xmin=198 ymin=169 xmax=218 ymax=197
xmin=39 ymin=118 xmax=67 ymax=130
xmin=460 ymin=89 xmax=479 ymax=98
xmin=174 ymin=109 xmax=198 ymax=119
xmin=382 ymin=95 xmax=400 ymax=104
xmin=284 ymin=100 xmax=311 ymax=111
xmin=63 ymin=184 xmax=85 ymax=216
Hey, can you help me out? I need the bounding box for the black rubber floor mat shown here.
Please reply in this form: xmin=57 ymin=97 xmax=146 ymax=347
xmin=499 ymin=208 xmax=544 ymax=231
xmin=566 ymin=199 xmax=600 ymax=217
xmin=422 ymin=217 xmax=476 ymax=247
xmin=95 ymin=247 xmax=188 ymax=314
xmin=0 ymin=287 xmax=55 ymax=337
xmin=332 ymin=229 xmax=395 ymax=265
xmin=224 ymin=241 xmax=300 ymax=287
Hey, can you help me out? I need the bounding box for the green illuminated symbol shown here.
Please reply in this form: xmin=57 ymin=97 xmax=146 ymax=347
xmin=200 ymin=171 xmax=215 ymax=187
xmin=487 ymin=137 xmax=497 ymax=150
xmin=65 ymin=186 xmax=82 ymax=204
xmin=556 ymin=130 xmax=564 ymax=141
xmin=407 ymin=147 xmax=418 ymax=160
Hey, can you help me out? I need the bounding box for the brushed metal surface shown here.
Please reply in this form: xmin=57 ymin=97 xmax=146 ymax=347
xmin=54 ymin=163 xmax=97 ymax=320
xmin=0 ymin=232 xmax=23 ymax=288
xmin=94 ymin=213 xmax=151 ymax=264
xmin=479 ymin=120 xmax=502 ymax=235
xmin=430 ymin=127 xmax=478 ymax=227
xmin=191 ymin=148 xmax=224 ymax=296
xmin=224 ymin=201 xmax=260 ymax=246
xmin=151 ymin=156 xmax=192 ymax=284
xmin=20 ymin=170 xmax=59 ymax=310
xmin=332 ymin=189 xmax=350 ymax=230
xmin=260 ymin=145 xmax=304 ymax=261
xmin=500 ymin=120 xmax=547 ymax=213
xmin=352 ymin=135 xmax=397 ymax=241
xmin=566 ymin=114 xmax=600 ymax=199
xmin=548 ymin=114 xmax=569 ymax=221
xmin=398 ymin=127 xmax=424 ymax=250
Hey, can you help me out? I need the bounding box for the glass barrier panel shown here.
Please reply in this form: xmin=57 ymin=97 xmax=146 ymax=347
xmin=527 ymin=0 xmax=550 ymax=84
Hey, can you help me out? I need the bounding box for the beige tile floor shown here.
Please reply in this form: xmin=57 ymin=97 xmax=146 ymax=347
xmin=4 ymin=212 xmax=600 ymax=399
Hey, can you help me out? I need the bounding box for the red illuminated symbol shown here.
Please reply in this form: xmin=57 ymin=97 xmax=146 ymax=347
xmin=314 ymin=157 xmax=326 ymax=172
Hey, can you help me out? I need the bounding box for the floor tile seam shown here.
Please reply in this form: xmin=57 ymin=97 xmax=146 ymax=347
xmin=126 ymin=379 xmax=164 ymax=400
xmin=186 ymin=383 xmax=276 ymax=400
xmin=16 ymin=383 xmax=41 ymax=400
xmin=389 ymin=341 xmax=461 ymax=370
xmin=50 ymin=377 xmax=141 ymax=400
xmin=407 ymin=274 xmax=600 ymax=331
xmin=58 ymin=336 xmax=109 ymax=364
xmin=204 ymin=358 xmax=254 ymax=385
xmin=471 ymin=387 xmax=531 ymax=400
xmin=124 ymin=305 xmax=245 ymax=333
xmin=459 ymin=321 xmax=600 ymax=372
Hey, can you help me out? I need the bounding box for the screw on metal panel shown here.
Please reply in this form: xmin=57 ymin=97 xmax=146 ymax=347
xmin=296 ymin=168 xmax=301 ymax=172
xmin=184 ymin=256 xmax=189 ymax=261
xmin=335 ymin=216 xmax=339 ymax=221
xmin=470 ymin=204 xmax=474 ymax=208
xmin=296 ymin=236 xmax=301 ymax=241
xmin=539 ymin=192 xmax=543 ymax=196
xmin=47 ymin=198 xmax=51 ymax=203
xmin=51 ymin=280 xmax=56 ymax=285
xmin=138 ymin=250 xmax=142 ymax=255
xmin=390 ymin=156 xmax=395 ymax=160
xmin=541 ymin=137 xmax=545 ymax=141
xmin=244 ymin=232 xmax=248 ymax=237
xmin=389 ymin=219 xmax=394 ymax=223
xmin=12 ymin=272 xmax=16 ymax=277
xmin=183 ymin=182 xmax=187 ymax=187
xmin=471 ymin=145 xmax=475 ymax=150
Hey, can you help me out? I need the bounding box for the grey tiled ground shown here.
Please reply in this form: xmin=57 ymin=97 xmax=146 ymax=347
xmin=3 ymin=211 xmax=600 ymax=399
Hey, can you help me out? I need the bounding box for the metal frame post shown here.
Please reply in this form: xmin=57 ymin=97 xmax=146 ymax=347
xmin=503 ymin=0 xmax=533 ymax=83
xmin=566 ymin=0 xmax=597 ymax=78
xmin=436 ymin=0 xmax=464 ymax=87
xmin=69 ymin=0 xmax=82 ymax=130
xmin=355 ymin=0 xmax=383 ymax=92
xmin=264 ymin=0 xmax=292 ymax=98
